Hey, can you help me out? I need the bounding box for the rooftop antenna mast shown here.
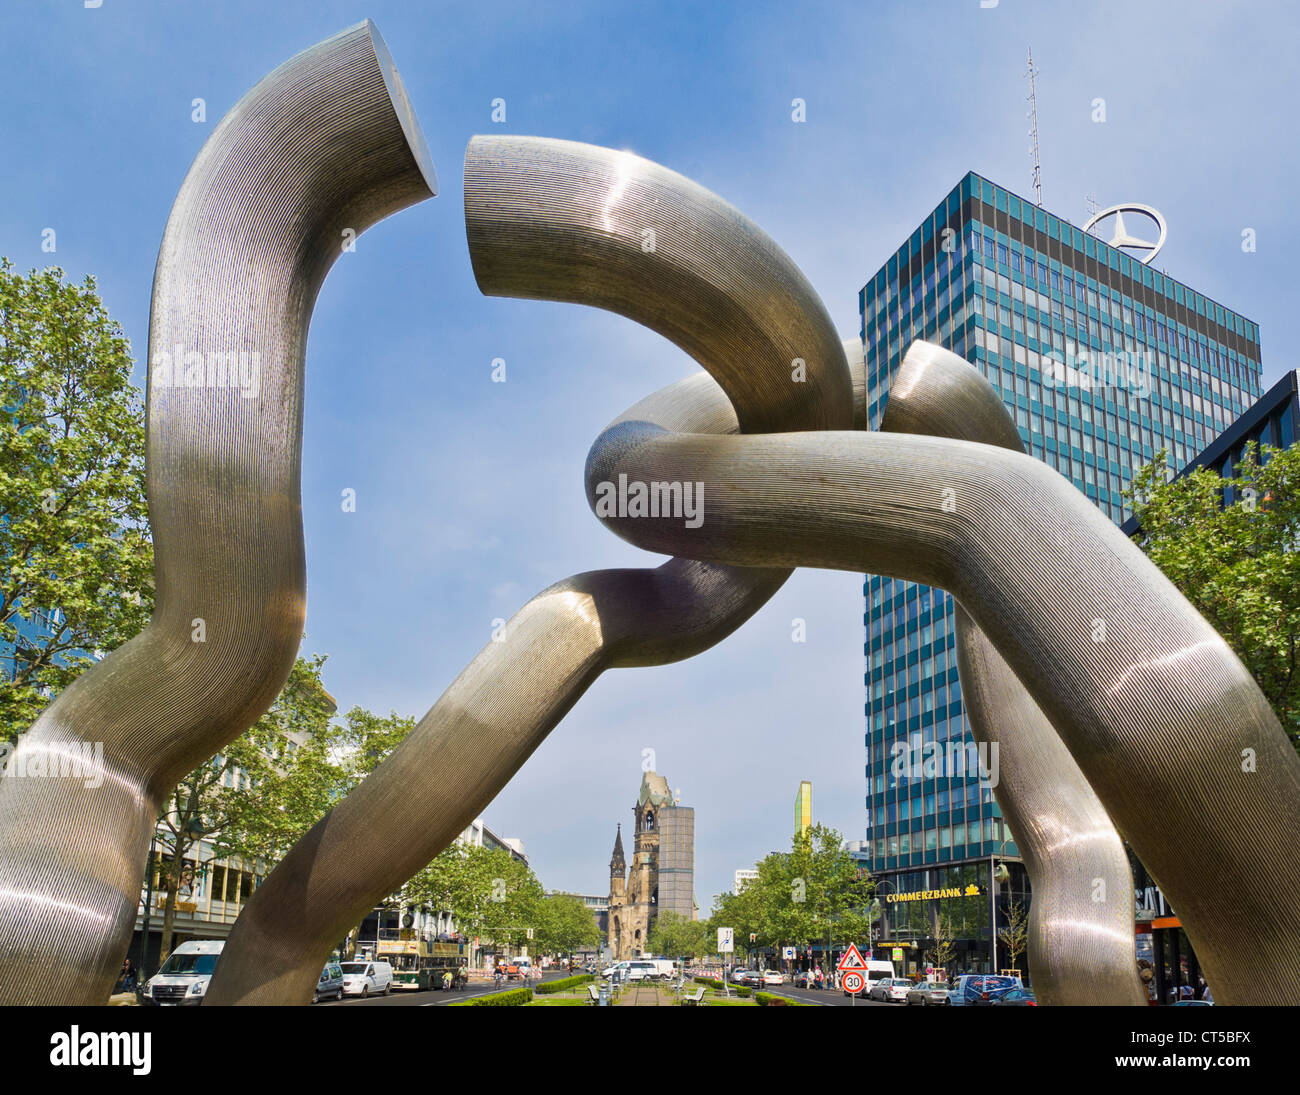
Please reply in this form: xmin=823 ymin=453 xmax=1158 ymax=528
xmin=1025 ymin=46 xmax=1043 ymax=207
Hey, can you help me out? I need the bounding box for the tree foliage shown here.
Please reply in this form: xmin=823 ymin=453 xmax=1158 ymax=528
xmin=646 ymin=909 xmax=711 ymax=959
xmin=0 ymin=260 xmax=151 ymax=740
xmin=1127 ymin=446 xmax=1300 ymax=747
xmin=707 ymin=824 xmax=873 ymax=962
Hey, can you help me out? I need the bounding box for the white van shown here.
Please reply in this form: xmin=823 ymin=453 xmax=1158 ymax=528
xmin=140 ymin=939 xmax=224 ymax=1006
xmin=865 ymin=960 xmax=896 ymax=988
xmin=643 ymin=958 xmax=676 ymax=981
xmin=340 ymin=959 xmax=393 ymax=997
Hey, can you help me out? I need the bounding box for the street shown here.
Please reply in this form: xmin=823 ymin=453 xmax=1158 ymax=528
xmin=759 ymin=982 xmax=892 ymax=1008
xmin=316 ymin=968 xmax=573 ymax=1007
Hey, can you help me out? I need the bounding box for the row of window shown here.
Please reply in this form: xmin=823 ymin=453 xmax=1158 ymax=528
xmin=870 ymin=815 xmax=1010 ymax=860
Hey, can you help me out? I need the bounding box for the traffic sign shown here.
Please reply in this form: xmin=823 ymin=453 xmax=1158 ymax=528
xmin=842 ymin=971 xmax=865 ymax=994
xmin=717 ymin=927 xmax=734 ymax=953
xmin=782 ymin=946 xmax=795 ymax=960
xmin=837 ymin=943 xmax=869 ymax=972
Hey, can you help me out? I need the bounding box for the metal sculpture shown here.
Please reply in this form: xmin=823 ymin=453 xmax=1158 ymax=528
xmin=2 ymin=32 xmax=1297 ymax=1009
xmin=203 ymin=135 xmax=855 ymax=1005
xmin=583 ymin=338 xmax=1300 ymax=1006
xmin=0 ymin=20 xmax=436 ymax=1006
xmin=880 ymin=343 xmax=1147 ymax=1006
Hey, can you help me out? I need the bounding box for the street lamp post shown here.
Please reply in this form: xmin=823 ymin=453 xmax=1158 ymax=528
xmin=989 ymin=835 xmax=1013 ymax=975
xmin=137 ymin=831 xmax=158 ymax=981
xmin=870 ymin=877 xmax=896 ymax=961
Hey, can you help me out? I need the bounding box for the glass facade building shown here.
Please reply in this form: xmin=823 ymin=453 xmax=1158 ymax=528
xmin=858 ymin=171 xmax=1264 ymax=974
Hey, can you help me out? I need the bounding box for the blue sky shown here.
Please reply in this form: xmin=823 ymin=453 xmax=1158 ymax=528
xmin=3 ymin=0 xmax=1296 ymax=911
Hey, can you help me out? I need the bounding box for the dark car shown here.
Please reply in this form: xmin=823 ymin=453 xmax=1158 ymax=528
xmin=992 ymin=986 xmax=1036 ymax=1006
xmin=950 ymin=974 xmax=1022 ymax=1006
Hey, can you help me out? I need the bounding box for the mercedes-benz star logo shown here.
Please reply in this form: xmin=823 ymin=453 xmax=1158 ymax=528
xmin=1082 ymin=202 xmax=1167 ymax=264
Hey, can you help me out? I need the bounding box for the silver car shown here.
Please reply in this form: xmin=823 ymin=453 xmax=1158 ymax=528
xmin=905 ymin=980 xmax=950 ymax=1006
xmin=869 ymin=977 xmax=912 ymax=1003
xmin=312 ymin=962 xmax=344 ymax=1003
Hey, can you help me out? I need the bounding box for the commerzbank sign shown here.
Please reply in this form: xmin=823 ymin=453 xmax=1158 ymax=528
xmin=885 ymin=883 xmax=982 ymax=904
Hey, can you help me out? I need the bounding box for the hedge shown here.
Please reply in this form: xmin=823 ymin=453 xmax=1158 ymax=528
xmin=693 ymin=976 xmax=751 ymax=998
xmin=755 ymin=991 xmax=810 ymax=1006
xmin=451 ymin=987 xmax=533 ymax=1006
xmin=534 ymin=973 xmax=594 ymax=995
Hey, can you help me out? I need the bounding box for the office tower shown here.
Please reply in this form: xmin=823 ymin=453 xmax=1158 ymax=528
xmin=859 ymin=172 xmax=1263 ymax=973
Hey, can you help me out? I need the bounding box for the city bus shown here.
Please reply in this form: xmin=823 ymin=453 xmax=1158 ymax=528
xmin=376 ymin=938 xmax=467 ymax=990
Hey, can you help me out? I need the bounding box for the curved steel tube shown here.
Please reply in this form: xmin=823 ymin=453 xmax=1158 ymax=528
xmin=0 ymin=21 xmax=435 ymax=1005
xmin=882 ymin=342 xmax=1146 ymax=1006
xmin=204 ymin=137 xmax=852 ymax=1004
xmin=584 ymin=378 xmax=1300 ymax=1005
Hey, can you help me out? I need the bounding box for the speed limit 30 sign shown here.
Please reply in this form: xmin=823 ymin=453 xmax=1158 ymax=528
xmin=842 ymin=971 xmax=865 ymax=994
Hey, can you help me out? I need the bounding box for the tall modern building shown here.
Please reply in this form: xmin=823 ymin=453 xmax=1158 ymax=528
xmin=793 ymin=780 xmax=812 ymax=837
xmin=858 ymin=171 xmax=1264 ymax=975
xmin=1122 ymin=367 xmax=1298 ymax=534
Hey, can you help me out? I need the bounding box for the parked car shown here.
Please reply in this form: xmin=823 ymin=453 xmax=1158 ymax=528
xmin=949 ymin=974 xmax=1022 ymax=1006
xmin=869 ymin=978 xmax=912 ymax=1003
xmin=729 ymin=967 xmax=753 ymax=983
xmin=905 ymin=981 xmax=951 ymax=1006
xmin=312 ymin=962 xmax=344 ymax=1003
xmin=340 ymin=959 xmax=393 ymax=997
xmin=761 ymin=970 xmax=785 ymax=985
xmin=139 ymin=939 xmax=224 ymax=1006
xmin=993 ymin=987 xmax=1037 ymax=1007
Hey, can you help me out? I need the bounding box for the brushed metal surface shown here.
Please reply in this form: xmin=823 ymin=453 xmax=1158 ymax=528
xmin=203 ymin=137 xmax=853 ymax=1004
xmin=0 ymin=21 xmax=435 ymax=1006
xmin=882 ymin=342 xmax=1147 ymax=1006
xmin=584 ymin=353 xmax=1300 ymax=1006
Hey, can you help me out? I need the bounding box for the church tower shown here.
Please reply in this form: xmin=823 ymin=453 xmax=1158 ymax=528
xmin=606 ymin=769 xmax=694 ymax=960
xmin=608 ymin=825 xmax=626 ymax=958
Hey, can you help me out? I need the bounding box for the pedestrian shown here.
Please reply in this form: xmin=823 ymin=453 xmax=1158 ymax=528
xmin=494 ymin=965 xmax=503 ymax=989
xmin=119 ymin=958 xmax=136 ymax=994
xmin=442 ymin=968 xmax=453 ymax=991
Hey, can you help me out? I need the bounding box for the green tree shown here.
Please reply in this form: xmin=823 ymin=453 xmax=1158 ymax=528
xmin=534 ymin=893 xmax=602 ymax=956
xmin=477 ymin=849 xmax=544 ymax=957
xmin=208 ymin=655 xmax=350 ymax=868
xmin=708 ymin=824 xmax=872 ymax=969
xmin=647 ymin=909 xmax=709 ymax=960
xmin=0 ymin=260 xmax=152 ymax=741
xmin=1127 ymin=446 xmax=1300 ymax=748
xmin=154 ymin=655 xmax=345 ymax=962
